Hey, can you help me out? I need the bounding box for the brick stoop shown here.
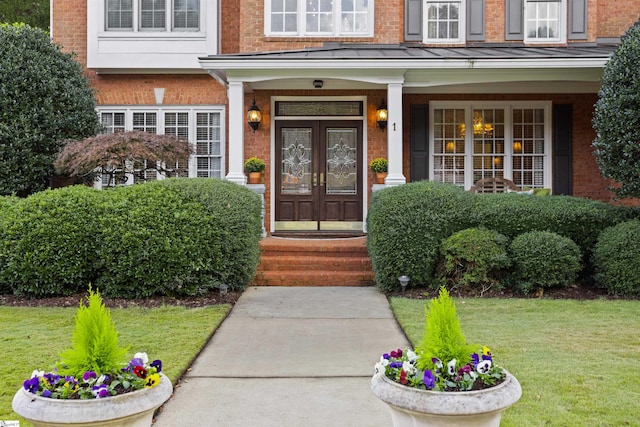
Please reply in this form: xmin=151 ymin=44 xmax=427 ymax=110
xmin=253 ymin=236 xmax=375 ymax=286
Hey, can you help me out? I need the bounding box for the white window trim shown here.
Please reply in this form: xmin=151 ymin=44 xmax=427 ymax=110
xmin=105 ymin=0 xmax=201 ymax=32
xmin=429 ymin=101 xmax=552 ymax=190
xmin=264 ymin=0 xmax=374 ymax=37
xmin=524 ymin=0 xmax=566 ymax=44
xmin=95 ymin=106 xmax=226 ymax=188
xmin=423 ymin=0 xmax=466 ymax=44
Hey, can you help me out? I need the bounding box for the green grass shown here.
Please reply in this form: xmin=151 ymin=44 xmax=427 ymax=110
xmin=0 ymin=304 xmax=231 ymax=424
xmin=390 ymin=297 xmax=640 ymax=427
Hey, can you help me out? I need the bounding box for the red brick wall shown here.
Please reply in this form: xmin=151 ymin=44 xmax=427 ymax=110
xmin=597 ymin=0 xmax=640 ymax=38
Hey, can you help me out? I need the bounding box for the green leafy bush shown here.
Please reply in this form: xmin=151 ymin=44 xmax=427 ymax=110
xmin=367 ymin=181 xmax=475 ymax=291
xmin=592 ymin=221 xmax=640 ymax=297
xmin=0 ymin=178 xmax=262 ymax=298
xmin=58 ymin=287 xmax=128 ymax=378
xmin=95 ymin=179 xmax=262 ymax=298
xmin=436 ymin=228 xmax=510 ymax=295
xmin=509 ymin=231 xmax=582 ymax=294
xmin=0 ymin=24 xmax=101 ymax=196
xmin=0 ymin=186 xmax=104 ymax=296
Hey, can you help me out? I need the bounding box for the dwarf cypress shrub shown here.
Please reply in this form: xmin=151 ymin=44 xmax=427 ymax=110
xmin=593 ymin=221 xmax=640 ymax=297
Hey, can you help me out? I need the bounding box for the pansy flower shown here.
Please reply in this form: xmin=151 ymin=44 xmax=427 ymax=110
xmin=423 ymin=370 xmax=435 ymax=389
xmin=447 ymin=359 xmax=457 ymax=376
xmin=24 ymin=376 xmax=40 ymax=394
xmin=83 ymin=371 xmax=97 ymax=381
xmin=150 ymin=359 xmax=162 ymax=373
xmin=133 ymin=366 xmax=148 ymax=378
xmin=144 ymin=373 xmax=161 ymax=388
xmin=92 ymin=384 xmax=109 ymax=398
xmin=476 ymin=359 xmax=492 ymax=374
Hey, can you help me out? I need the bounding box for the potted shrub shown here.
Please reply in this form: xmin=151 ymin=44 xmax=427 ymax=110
xmin=370 ymin=157 xmax=388 ymax=184
xmin=12 ymin=287 xmax=172 ymax=427
xmin=244 ymin=157 xmax=266 ymax=184
xmin=371 ymin=287 xmax=521 ymax=427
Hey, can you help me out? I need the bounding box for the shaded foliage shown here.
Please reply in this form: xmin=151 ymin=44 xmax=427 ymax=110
xmin=592 ymin=23 xmax=640 ymax=199
xmin=0 ymin=1 xmax=49 ymax=30
xmin=55 ymin=131 xmax=194 ymax=187
xmin=0 ymin=23 xmax=101 ymax=196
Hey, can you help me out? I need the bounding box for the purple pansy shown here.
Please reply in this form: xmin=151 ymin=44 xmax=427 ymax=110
xmin=150 ymin=360 xmax=162 ymax=373
xmin=42 ymin=389 xmax=53 ymax=398
xmin=83 ymin=371 xmax=97 ymax=381
xmin=423 ymin=370 xmax=435 ymax=389
xmin=24 ymin=377 xmax=40 ymax=394
xmin=92 ymin=384 xmax=109 ymax=398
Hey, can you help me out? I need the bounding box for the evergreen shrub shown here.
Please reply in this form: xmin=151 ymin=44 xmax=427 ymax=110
xmin=436 ymin=228 xmax=510 ymax=295
xmin=592 ymin=221 xmax=640 ymax=297
xmin=509 ymin=231 xmax=582 ymax=294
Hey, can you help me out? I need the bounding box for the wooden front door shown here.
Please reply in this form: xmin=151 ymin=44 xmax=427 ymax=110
xmin=274 ymin=120 xmax=363 ymax=233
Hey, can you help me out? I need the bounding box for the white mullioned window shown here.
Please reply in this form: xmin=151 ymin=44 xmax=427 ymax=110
xmin=430 ymin=102 xmax=552 ymax=190
xmin=524 ymin=0 xmax=565 ymax=43
xmin=106 ymin=0 xmax=200 ymax=31
xmin=96 ymin=107 xmax=224 ymax=189
xmin=424 ymin=0 xmax=465 ymax=43
xmin=265 ymin=0 xmax=373 ymax=37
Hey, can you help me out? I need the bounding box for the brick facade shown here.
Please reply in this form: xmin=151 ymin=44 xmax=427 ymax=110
xmin=51 ymin=0 xmax=640 ymax=235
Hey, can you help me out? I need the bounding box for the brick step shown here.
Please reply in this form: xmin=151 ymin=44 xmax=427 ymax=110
xmin=254 ymin=270 xmax=375 ymax=287
xmin=254 ymin=237 xmax=375 ymax=287
xmin=258 ymin=255 xmax=373 ymax=272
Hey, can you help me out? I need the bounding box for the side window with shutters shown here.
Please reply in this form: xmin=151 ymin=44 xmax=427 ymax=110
xmin=505 ymin=0 xmax=587 ymax=43
xmin=406 ymin=0 xmax=485 ymax=43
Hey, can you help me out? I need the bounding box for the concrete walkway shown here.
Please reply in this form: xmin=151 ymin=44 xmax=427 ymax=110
xmin=155 ymin=286 xmax=410 ymax=427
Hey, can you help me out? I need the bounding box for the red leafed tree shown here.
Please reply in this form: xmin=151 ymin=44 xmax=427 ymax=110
xmin=55 ymin=131 xmax=194 ymax=187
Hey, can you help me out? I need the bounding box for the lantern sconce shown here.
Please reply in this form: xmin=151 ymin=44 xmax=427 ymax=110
xmin=247 ymin=99 xmax=262 ymax=132
xmin=376 ymin=100 xmax=388 ymax=131
xmin=513 ymin=141 xmax=522 ymax=153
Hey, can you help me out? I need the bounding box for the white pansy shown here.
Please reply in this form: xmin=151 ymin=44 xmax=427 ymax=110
xmin=407 ymin=350 xmax=418 ymax=363
xmin=447 ymin=359 xmax=457 ymax=376
xmin=374 ymin=362 xmax=386 ymax=375
xmin=97 ymin=374 xmax=108 ymax=385
xmin=379 ymin=356 xmax=390 ymax=366
xmin=402 ymin=361 xmax=417 ymax=375
xmin=134 ymin=352 xmax=149 ymax=364
xmin=31 ymin=370 xmax=44 ymax=378
xmin=476 ymin=359 xmax=492 ymax=374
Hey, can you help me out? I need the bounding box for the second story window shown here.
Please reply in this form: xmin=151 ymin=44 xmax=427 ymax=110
xmin=424 ymin=0 xmax=465 ymax=43
xmin=524 ymin=0 xmax=564 ymax=43
xmin=106 ymin=0 xmax=200 ymax=31
xmin=266 ymin=0 xmax=373 ymax=37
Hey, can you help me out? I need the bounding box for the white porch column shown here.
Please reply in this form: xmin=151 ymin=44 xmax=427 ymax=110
xmin=385 ymin=82 xmax=406 ymax=186
xmin=226 ymin=80 xmax=247 ymax=185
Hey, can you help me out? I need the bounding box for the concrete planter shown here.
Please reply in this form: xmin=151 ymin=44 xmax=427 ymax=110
xmin=12 ymin=373 xmax=173 ymax=427
xmin=371 ymin=370 xmax=521 ymax=427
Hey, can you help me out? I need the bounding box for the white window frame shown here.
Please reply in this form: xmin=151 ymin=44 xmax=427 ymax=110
xmin=264 ymin=0 xmax=374 ymax=37
xmin=95 ymin=106 xmax=225 ymax=189
xmin=423 ymin=0 xmax=466 ymax=44
xmin=524 ymin=0 xmax=566 ymax=44
xmin=429 ymin=101 xmax=552 ymax=190
xmin=106 ymin=0 xmax=201 ymax=32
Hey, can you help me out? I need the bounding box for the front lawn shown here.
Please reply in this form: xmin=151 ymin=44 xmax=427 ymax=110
xmin=390 ymin=297 xmax=640 ymax=427
xmin=0 ymin=305 xmax=231 ymax=424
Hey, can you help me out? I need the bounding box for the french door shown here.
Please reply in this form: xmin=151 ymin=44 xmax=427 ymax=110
xmin=274 ymin=120 xmax=363 ymax=232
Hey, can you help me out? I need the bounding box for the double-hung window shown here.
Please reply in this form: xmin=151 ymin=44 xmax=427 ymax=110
xmin=524 ymin=0 xmax=564 ymax=43
xmin=424 ymin=0 xmax=465 ymax=43
xmin=97 ymin=107 xmax=224 ymax=188
xmin=106 ymin=0 xmax=200 ymax=31
xmin=430 ymin=102 xmax=551 ymax=190
xmin=266 ymin=0 xmax=373 ymax=37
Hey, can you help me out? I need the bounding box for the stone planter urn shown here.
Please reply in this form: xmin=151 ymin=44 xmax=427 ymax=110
xmin=371 ymin=370 xmax=521 ymax=427
xmin=12 ymin=373 xmax=173 ymax=427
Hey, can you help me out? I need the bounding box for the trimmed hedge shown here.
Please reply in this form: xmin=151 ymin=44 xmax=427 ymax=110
xmin=0 ymin=186 xmax=104 ymax=296
xmin=367 ymin=182 xmax=633 ymax=292
xmin=509 ymin=231 xmax=582 ymax=294
xmin=592 ymin=221 xmax=640 ymax=297
xmin=0 ymin=178 xmax=262 ymax=298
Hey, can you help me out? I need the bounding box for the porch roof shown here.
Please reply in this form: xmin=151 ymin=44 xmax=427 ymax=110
xmin=199 ymin=43 xmax=617 ymax=93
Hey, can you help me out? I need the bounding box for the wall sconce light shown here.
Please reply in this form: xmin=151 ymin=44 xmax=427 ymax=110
xmin=513 ymin=141 xmax=522 ymax=153
xmin=445 ymin=141 xmax=455 ymax=153
xmin=376 ymin=100 xmax=388 ymax=131
xmin=313 ymin=79 xmax=324 ymax=88
xmin=247 ymin=99 xmax=262 ymax=132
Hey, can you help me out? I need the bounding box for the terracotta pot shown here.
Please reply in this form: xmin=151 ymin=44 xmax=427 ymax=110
xmin=12 ymin=373 xmax=173 ymax=427
xmin=371 ymin=370 xmax=521 ymax=427
xmin=375 ymin=172 xmax=387 ymax=184
xmin=248 ymin=171 xmax=262 ymax=184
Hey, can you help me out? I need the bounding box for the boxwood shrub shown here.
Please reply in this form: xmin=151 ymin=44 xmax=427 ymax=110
xmin=367 ymin=181 xmax=475 ymax=291
xmin=0 ymin=186 xmax=104 ymax=296
xmin=435 ymin=228 xmax=510 ymax=295
xmin=509 ymin=231 xmax=582 ymax=294
xmin=367 ymin=182 xmax=632 ymax=292
xmin=0 ymin=178 xmax=262 ymax=298
xmin=592 ymin=221 xmax=640 ymax=297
